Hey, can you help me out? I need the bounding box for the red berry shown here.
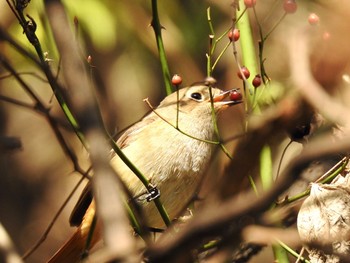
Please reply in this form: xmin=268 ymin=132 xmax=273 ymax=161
xmin=308 ymin=13 xmax=319 ymax=25
xmin=237 ymin=66 xmax=250 ymax=80
xmin=228 ymin=29 xmax=240 ymax=42
xmin=228 ymin=31 xmax=233 ymax=42
xmin=252 ymin=74 xmax=262 ymax=88
xmin=322 ymin=31 xmax=330 ymax=40
xmin=87 ymin=55 xmax=92 ymax=64
xmin=244 ymin=0 xmax=256 ymax=8
xmin=230 ymin=89 xmax=243 ymax=101
xmin=228 ymin=28 xmax=240 ymax=42
xmin=283 ymin=0 xmax=297 ymax=14
xmin=171 ymin=74 xmax=182 ymax=86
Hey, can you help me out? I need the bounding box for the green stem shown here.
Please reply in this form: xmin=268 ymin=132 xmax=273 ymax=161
xmin=263 ymin=13 xmax=287 ymax=42
xmin=278 ymin=240 xmax=310 ymax=263
xmin=236 ymin=7 xmax=282 ymax=260
xmin=211 ymin=41 xmax=231 ymax=72
xmin=109 ymin=137 xmax=171 ymax=226
xmin=6 ymin=1 xmax=87 ymax=149
xmin=124 ymin=199 xmax=143 ymax=236
xmin=236 ymin=2 xmax=259 ymax=109
xmin=272 ymin=243 xmax=290 ymax=263
xmin=205 ymin=8 xmax=237 ymax=160
xmin=206 ymin=7 xmax=214 ymax=77
xmin=207 ymin=7 xmax=215 ymax=36
xmin=248 ymin=175 xmax=259 ymax=196
xmin=260 ymin=144 xmax=273 ymax=190
xmin=252 ymin=7 xmax=269 ymax=83
xmin=151 ymin=0 xmax=172 ymax=95
xmin=285 ymin=156 xmax=348 ymax=204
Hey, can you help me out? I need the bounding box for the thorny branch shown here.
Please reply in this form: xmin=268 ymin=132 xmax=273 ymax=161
xmin=44 ymin=0 xmax=138 ymax=261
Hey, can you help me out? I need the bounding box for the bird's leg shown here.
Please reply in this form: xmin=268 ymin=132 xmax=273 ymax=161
xmin=133 ymin=184 xmax=160 ymax=203
xmin=146 ymin=185 xmax=160 ymax=202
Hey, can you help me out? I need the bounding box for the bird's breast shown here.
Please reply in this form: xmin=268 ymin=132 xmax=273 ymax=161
xmin=112 ymin=120 xmax=215 ymax=227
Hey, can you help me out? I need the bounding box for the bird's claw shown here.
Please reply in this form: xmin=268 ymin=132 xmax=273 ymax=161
xmin=146 ymin=186 xmax=160 ymax=202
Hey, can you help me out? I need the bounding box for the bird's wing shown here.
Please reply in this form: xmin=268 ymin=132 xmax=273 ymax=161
xmin=116 ymin=115 xmax=157 ymax=149
xmin=69 ymin=114 xmax=157 ymax=226
xmin=69 ymin=183 xmax=93 ymax=226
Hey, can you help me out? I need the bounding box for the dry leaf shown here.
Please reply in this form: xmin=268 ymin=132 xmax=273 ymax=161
xmin=297 ymin=175 xmax=350 ymax=262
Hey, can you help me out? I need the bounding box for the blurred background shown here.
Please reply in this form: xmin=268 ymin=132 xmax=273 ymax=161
xmin=1 ymin=0 xmax=350 ymax=262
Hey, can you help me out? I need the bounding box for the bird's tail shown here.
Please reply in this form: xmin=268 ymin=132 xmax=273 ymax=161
xmin=47 ymin=204 xmax=101 ymax=263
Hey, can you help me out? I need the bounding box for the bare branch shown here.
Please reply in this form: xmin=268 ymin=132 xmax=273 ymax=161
xmin=44 ymin=0 xmax=138 ymax=261
xmin=289 ymin=28 xmax=350 ymax=128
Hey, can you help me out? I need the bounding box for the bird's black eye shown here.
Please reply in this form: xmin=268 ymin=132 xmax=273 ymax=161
xmin=190 ymin=92 xmax=202 ymax=101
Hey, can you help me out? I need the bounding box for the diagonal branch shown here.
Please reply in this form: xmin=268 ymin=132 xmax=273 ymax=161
xmin=44 ymin=0 xmax=138 ymax=261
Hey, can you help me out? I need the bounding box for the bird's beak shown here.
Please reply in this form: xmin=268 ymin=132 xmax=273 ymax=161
xmin=212 ymin=89 xmax=243 ymax=108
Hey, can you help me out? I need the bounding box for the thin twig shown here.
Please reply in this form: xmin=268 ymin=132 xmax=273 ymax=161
xmin=22 ymin=174 xmax=88 ymax=260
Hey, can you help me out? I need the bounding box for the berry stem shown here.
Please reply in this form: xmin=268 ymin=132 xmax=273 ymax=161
xmin=263 ymin=13 xmax=287 ymax=41
xmin=211 ymin=41 xmax=231 ymax=72
xmin=206 ymin=7 xmax=215 ymax=77
xmin=235 ymin=7 xmax=280 ymax=262
xmin=236 ymin=1 xmax=259 ymax=110
xmin=110 ymin=135 xmax=172 ymax=226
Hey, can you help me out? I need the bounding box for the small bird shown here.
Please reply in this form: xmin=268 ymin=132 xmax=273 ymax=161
xmin=48 ymin=84 xmax=242 ymax=262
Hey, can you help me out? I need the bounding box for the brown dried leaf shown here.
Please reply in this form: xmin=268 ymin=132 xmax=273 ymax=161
xmin=297 ymin=176 xmax=350 ymax=262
